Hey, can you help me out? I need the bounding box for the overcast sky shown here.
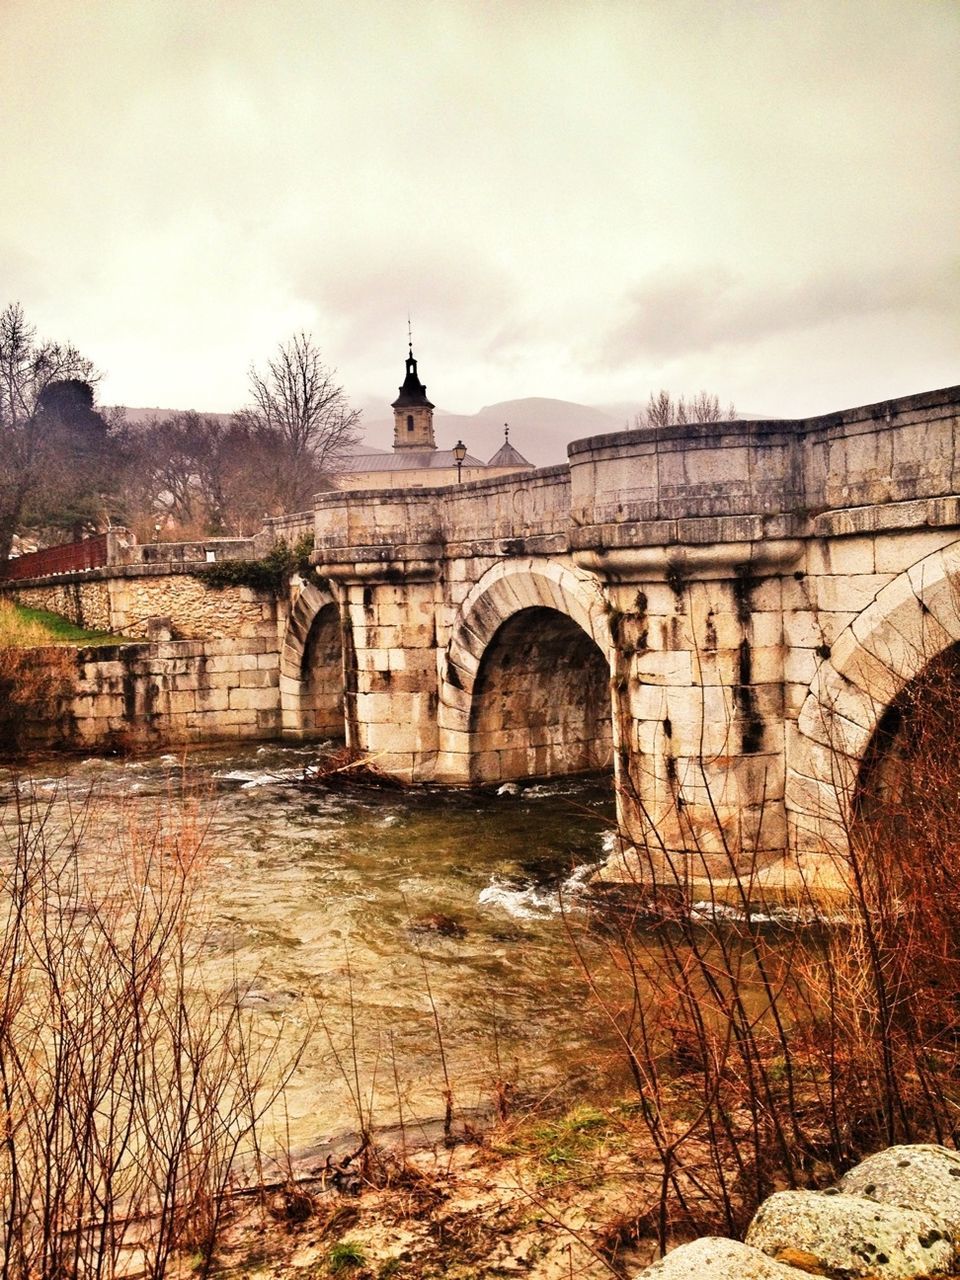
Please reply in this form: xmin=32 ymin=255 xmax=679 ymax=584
xmin=2 ymin=0 xmax=957 ymax=428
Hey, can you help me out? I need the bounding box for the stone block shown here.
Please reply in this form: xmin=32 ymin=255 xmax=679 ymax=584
xmin=812 ymin=572 xmax=895 ymax=614
xmin=633 ymin=650 xmax=694 ymax=685
xmin=228 ymin=687 xmax=278 ymax=712
xmin=783 ymin=767 xmax=847 ymax=830
xmin=204 ymin=653 xmax=258 ymax=673
xmin=691 ymin=648 xmax=740 ymax=688
xmin=195 ymin=687 xmax=230 ymax=711
xmin=783 ymin=680 xmax=811 ymax=719
xmin=782 ymin=609 xmax=827 ymax=649
xmin=875 ymin=528 xmax=958 ymax=573
xmin=440 ymin=680 xmax=473 ymax=721
xmin=165 ymin=690 xmax=197 ymax=715
xmin=805 ymin=535 xmax=877 ymax=576
xmin=626 ymin=681 xmax=667 ymax=722
xmin=748 ymin=577 xmax=782 ymax=612
xmin=745 ymin=645 xmax=785 ymax=686
xmin=783 ymin=645 xmax=819 ymax=686
xmin=235 ymin=668 xmax=277 ymax=689
xmin=748 ymin=610 xmax=782 ymax=648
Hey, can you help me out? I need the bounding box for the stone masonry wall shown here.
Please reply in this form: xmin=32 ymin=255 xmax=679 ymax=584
xmin=9 ymin=568 xmax=276 ymax=641
xmin=10 ymin=578 xmax=114 ymax=633
xmin=469 ymin=606 xmax=613 ymax=782
xmin=10 ymin=636 xmax=282 ymax=753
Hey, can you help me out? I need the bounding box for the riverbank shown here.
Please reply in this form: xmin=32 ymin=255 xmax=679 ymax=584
xmin=205 ymin=1105 xmax=664 ymax=1280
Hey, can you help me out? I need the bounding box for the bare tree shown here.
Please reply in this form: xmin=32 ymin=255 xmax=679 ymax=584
xmin=0 ymin=303 xmax=98 ymax=560
xmin=117 ymin=411 xmax=332 ymax=540
xmin=244 ymin=333 xmax=361 ymax=509
xmin=635 ymin=389 xmax=736 ymax=429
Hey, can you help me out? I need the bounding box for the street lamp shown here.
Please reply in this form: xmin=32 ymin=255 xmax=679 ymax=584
xmin=453 ymin=439 xmax=467 ymax=484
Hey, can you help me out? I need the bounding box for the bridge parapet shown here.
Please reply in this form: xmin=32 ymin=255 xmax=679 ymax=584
xmin=802 ymin=386 xmax=959 ymax=511
xmin=312 ymin=464 xmax=572 ymax=570
xmin=566 ymin=386 xmax=960 ymax=556
xmin=312 ymin=387 xmax=960 ymax=573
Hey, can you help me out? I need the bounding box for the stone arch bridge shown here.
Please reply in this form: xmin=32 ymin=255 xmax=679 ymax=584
xmin=285 ymin=385 xmax=960 ymax=862
xmin=6 ymin=385 xmax=960 ymax=864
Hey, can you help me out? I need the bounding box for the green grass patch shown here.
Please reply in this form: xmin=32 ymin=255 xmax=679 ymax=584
xmin=1 ymin=601 xmax=129 ymax=647
xmin=327 ymin=1240 xmax=367 ymax=1274
xmin=494 ymin=1102 xmax=618 ymax=1188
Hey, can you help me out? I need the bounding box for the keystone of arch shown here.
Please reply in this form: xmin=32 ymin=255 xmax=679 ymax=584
xmin=794 ymin=538 xmax=960 ymax=790
xmin=439 ymin=559 xmax=614 ymax=744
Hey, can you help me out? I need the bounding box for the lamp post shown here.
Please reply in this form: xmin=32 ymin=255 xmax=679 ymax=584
xmin=453 ymin=439 xmax=467 ymax=484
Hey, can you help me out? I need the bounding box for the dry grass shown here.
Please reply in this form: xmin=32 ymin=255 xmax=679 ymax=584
xmin=0 ymin=598 xmax=51 ymax=646
xmin=0 ymin=788 xmax=305 ymax=1280
xmin=571 ymin=642 xmax=960 ymax=1254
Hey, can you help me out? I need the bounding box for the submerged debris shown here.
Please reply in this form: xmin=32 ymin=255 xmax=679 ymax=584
xmin=409 ymin=913 xmax=468 ymax=939
xmin=302 ymin=747 xmax=409 ymax=790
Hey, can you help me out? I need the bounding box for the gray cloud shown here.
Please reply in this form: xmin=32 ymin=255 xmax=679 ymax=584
xmin=596 ymin=263 xmax=960 ymax=369
xmin=1 ymin=0 xmax=957 ymax=418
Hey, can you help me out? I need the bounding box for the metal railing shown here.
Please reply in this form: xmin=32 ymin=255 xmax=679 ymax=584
xmin=0 ymin=533 xmax=109 ymax=582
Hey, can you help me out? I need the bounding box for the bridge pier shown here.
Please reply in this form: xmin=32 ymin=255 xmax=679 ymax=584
xmin=319 ymin=565 xmax=442 ymax=779
xmin=583 ymin=543 xmax=803 ymax=871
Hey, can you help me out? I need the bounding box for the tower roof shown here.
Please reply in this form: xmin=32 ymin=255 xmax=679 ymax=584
xmin=391 ymin=347 xmax=435 ymax=410
xmin=487 ymin=423 xmax=532 ymax=469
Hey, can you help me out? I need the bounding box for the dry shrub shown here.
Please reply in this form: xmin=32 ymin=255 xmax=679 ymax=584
xmin=574 ymin=646 xmax=960 ymax=1253
xmin=0 ymin=784 xmax=300 ymax=1280
xmin=0 ymin=643 xmax=75 ymax=751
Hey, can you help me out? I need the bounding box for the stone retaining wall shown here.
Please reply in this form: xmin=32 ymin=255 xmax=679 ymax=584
xmin=8 ymin=567 xmax=276 ymax=641
xmin=7 ymin=636 xmax=284 ymax=752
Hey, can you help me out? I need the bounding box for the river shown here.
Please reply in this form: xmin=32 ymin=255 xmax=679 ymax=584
xmin=2 ymin=742 xmax=620 ymax=1156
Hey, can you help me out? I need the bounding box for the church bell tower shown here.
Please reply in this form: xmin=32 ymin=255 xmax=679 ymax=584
xmin=391 ymin=344 xmax=436 ymax=450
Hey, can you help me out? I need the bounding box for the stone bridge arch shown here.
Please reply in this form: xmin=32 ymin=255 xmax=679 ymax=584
xmin=790 ymin=539 xmax=960 ymax=850
xmin=435 ymin=560 xmax=616 ymax=784
xmin=279 ymin=579 xmax=345 ymax=740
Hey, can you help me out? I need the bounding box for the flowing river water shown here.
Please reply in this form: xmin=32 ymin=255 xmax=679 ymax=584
xmin=3 ymin=742 xmax=622 ymax=1156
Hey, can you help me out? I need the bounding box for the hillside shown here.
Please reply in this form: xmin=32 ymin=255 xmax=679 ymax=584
xmin=355 ymin=397 xmax=635 ymax=467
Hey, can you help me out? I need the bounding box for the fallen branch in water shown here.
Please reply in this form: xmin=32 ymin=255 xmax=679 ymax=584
xmin=302 ymin=747 xmax=409 ymax=789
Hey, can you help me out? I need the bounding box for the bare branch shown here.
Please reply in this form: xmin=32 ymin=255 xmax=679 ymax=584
xmin=245 ymin=333 xmax=361 ymax=508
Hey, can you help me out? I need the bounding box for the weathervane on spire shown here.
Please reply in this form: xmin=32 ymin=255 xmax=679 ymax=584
xmin=504 ymin=423 xmax=510 ymax=441
xmin=407 ymin=312 xmax=413 ymax=355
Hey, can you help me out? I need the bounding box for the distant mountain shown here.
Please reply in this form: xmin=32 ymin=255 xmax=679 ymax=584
xmin=118 ymin=398 xmax=770 ymax=469
xmin=359 ymin=397 xmax=631 ymax=467
xmin=118 ymin=407 xmax=235 ymax=426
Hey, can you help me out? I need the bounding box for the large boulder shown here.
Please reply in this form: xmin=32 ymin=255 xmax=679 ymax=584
xmin=745 ymin=1188 xmax=955 ymax=1277
xmin=839 ymin=1144 xmax=960 ymax=1236
xmin=635 ymin=1235 xmax=808 ymax=1278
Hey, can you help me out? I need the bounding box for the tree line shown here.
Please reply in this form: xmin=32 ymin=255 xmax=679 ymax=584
xmin=0 ymin=304 xmax=362 ymax=558
xmin=0 ymin=300 xmax=737 ymax=560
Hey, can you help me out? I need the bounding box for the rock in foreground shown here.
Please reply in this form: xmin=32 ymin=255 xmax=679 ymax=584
xmin=839 ymin=1143 xmax=960 ymax=1237
xmin=636 ymin=1235 xmax=809 ymax=1277
xmin=745 ymin=1188 xmax=954 ymax=1278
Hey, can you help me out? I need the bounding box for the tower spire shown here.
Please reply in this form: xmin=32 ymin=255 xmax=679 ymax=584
xmin=391 ymin=332 xmax=436 ymax=451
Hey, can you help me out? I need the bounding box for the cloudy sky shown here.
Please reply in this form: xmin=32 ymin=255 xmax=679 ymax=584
xmin=2 ymin=0 xmax=958 ymax=429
